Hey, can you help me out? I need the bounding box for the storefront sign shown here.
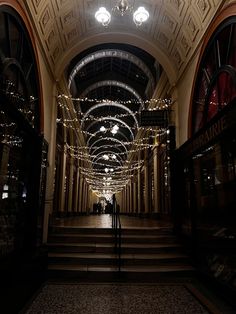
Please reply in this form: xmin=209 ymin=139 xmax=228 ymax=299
xmin=180 ymin=104 xmax=236 ymax=157
xmin=140 ymin=110 xmax=168 ymax=127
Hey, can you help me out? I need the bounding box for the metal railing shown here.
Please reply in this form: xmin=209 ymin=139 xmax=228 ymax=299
xmin=112 ymin=194 xmax=122 ymax=272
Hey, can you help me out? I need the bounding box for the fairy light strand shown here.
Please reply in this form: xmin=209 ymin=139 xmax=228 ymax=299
xmin=57 ymin=92 xmax=171 ymax=196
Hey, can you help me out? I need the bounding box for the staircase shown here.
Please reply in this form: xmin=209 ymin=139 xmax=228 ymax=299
xmin=119 ymin=227 xmax=194 ymax=278
xmin=47 ymin=225 xmax=195 ymax=280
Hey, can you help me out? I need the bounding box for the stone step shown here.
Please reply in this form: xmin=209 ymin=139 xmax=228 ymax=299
xmin=47 ymin=242 xmax=115 ymax=253
xmin=48 ymin=252 xmax=117 ymax=266
xmin=50 ymin=226 xmax=172 ymax=236
xmin=47 ymin=225 xmax=194 ymax=280
xmin=47 ymin=242 xmax=183 ymax=254
xmin=48 ymin=264 xmax=194 ymax=272
xmin=48 ymin=233 xmax=177 ymax=244
xmin=47 ymin=264 xmax=195 ymax=281
xmin=50 ymin=226 xmax=113 ymax=235
xmin=121 ymin=227 xmax=173 ymax=235
xmin=121 ymin=234 xmax=177 ymax=244
xmin=48 ymin=252 xmax=189 ymax=266
xmin=48 ymin=234 xmax=115 ymax=243
xmin=121 ymin=243 xmax=183 ymax=253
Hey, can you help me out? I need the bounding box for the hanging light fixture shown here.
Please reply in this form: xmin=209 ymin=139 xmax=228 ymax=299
xmin=95 ymin=7 xmax=111 ymax=27
xmin=112 ymin=0 xmax=132 ymax=16
xmin=133 ymin=7 xmax=149 ymax=26
xmin=95 ymin=1 xmax=149 ymax=27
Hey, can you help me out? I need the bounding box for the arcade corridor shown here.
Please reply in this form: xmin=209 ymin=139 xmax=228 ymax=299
xmin=0 ymin=0 xmax=236 ymax=313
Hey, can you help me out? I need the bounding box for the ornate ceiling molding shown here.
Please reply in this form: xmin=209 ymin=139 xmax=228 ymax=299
xmin=23 ymin=0 xmax=225 ymax=85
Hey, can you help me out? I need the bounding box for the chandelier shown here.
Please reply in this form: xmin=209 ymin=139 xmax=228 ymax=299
xmin=95 ymin=0 xmax=149 ymax=27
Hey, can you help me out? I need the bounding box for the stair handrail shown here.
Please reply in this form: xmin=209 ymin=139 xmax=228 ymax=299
xmin=112 ymin=194 xmax=122 ymax=272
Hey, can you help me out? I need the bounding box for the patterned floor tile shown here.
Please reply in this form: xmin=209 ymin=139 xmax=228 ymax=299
xmin=24 ymin=283 xmax=209 ymax=314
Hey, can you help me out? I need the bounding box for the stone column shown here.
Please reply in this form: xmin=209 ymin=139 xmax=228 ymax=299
xmin=59 ymin=145 xmax=67 ymax=214
xmin=126 ymin=184 xmax=130 ymax=213
xmin=144 ymin=149 xmax=150 ymax=213
xmin=82 ymin=182 xmax=88 ymax=214
xmin=129 ymin=181 xmax=133 ymax=213
xmin=137 ymin=167 xmax=141 ymax=214
xmin=133 ymin=180 xmax=137 ymax=214
xmin=74 ymin=165 xmax=80 ymax=213
xmin=123 ymin=188 xmax=127 ymax=213
xmin=153 ymin=145 xmax=160 ymax=214
xmin=78 ymin=176 xmax=84 ymax=213
xmin=67 ymin=157 xmax=74 ymax=213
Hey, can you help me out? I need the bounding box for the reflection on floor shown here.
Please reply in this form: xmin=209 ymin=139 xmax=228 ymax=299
xmin=53 ymin=214 xmax=173 ymax=229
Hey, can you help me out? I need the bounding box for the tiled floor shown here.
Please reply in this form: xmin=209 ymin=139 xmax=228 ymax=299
xmin=23 ymin=282 xmax=213 ymax=314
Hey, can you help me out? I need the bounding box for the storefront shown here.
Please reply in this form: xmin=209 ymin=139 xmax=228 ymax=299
xmin=174 ymin=5 xmax=236 ymax=301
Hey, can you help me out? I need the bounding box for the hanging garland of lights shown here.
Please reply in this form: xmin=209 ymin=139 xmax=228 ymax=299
xmin=57 ymin=94 xmax=172 ymax=107
xmin=57 ymin=118 xmax=168 ymax=135
xmin=57 ymin=93 xmax=171 ymax=197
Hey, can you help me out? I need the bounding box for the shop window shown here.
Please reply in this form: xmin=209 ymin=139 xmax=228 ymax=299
xmin=192 ymin=18 xmax=236 ymax=134
xmin=0 ymin=6 xmax=42 ymax=258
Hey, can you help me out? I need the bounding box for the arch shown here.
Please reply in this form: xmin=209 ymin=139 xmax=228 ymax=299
xmin=93 ymin=156 xmax=123 ymax=168
xmin=68 ymin=49 xmax=155 ymax=90
xmin=81 ymin=102 xmax=139 ymax=128
xmin=0 ymin=1 xmax=44 ymax=133
xmin=88 ymin=131 xmax=130 ymax=146
xmin=56 ymin=32 xmax=177 ymax=85
xmin=80 ymin=80 xmax=144 ymax=109
xmin=1 ymin=58 xmax=29 ymax=99
xmin=92 ymin=150 xmax=124 ymax=163
xmin=91 ymin=145 xmax=125 ymax=159
xmin=89 ymin=137 xmax=128 ymax=154
xmin=188 ymin=3 xmax=236 ymax=137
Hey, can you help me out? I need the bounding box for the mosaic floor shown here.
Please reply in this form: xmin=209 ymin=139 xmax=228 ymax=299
xmin=23 ymin=283 xmax=211 ymax=314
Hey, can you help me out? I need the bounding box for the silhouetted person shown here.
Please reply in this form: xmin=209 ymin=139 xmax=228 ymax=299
xmin=97 ymin=202 xmax=102 ymax=215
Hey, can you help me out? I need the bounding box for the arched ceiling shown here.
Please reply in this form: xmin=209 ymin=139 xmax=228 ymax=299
xmin=21 ymin=0 xmax=225 ymax=197
xmin=23 ymin=0 xmax=224 ymax=84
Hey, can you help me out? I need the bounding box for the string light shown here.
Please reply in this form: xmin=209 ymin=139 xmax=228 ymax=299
xmin=57 ymin=94 xmax=172 ymax=106
xmin=57 ymin=92 xmax=171 ymax=196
